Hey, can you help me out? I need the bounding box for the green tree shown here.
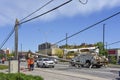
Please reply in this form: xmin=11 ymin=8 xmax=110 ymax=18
xmin=110 ymin=56 xmax=117 ymax=64
xmin=95 ymin=42 xmax=108 ymax=56
xmin=6 ymin=52 xmax=15 ymax=60
xmin=0 ymin=54 xmax=4 ymax=59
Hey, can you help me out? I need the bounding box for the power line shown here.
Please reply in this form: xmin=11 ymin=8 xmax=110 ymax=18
xmin=107 ymin=41 xmax=120 ymax=46
xmin=0 ymin=28 xmax=15 ymax=49
xmin=0 ymin=0 xmax=55 ymax=49
xmin=0 ymin=0 xmax=88 ymax=49
xmin=20 ymin=0 xmax=72 ymax=25
xmin=54 ymin=11 xmax=120 ymax=45
xmin=20 ymin=0 xmax=54 ymax=22
xmin=0 ymin=20 xmax=20 ymax=49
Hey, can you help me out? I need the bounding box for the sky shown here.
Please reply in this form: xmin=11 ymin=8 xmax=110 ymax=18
xmin=0 ymin=0 xmax=120 ymax=52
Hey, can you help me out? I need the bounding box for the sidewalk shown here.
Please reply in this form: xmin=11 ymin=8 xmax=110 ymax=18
xmin=0 ymin=69 xmax=8 ymax=73
xmin=108 ymin=64 xmax=120 ymax=68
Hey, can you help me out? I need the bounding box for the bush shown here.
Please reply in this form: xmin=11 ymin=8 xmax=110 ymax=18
xmin=0 ymin=73 xmax=43 ymax=80
xmin=110 ymin=56 xmax=117 ymax=64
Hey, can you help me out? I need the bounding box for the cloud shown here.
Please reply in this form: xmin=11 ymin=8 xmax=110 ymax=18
xmin=0 ymin=0 xmax=120 ymax=26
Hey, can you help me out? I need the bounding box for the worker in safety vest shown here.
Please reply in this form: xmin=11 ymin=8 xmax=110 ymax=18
xmin=27 ymin=58 xmax=31 ymax=71
xmin=30 ymin=57 xmax=34 ymax=71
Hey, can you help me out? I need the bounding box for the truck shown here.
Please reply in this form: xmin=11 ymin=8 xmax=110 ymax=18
xmin=69 ymin=47 xmax=108 ymax=68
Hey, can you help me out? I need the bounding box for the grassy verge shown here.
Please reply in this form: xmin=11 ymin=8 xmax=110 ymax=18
xmin=0 ymin=73 xmax=43 ymax=80
xmin=0 ymin=65 xmax=8 ymax=70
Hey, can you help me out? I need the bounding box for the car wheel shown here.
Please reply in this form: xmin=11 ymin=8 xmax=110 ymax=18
xmin=42 ymin=63 xmax=46 ymax=68
xmin=85 ymin=60 xmax=91 ymax=68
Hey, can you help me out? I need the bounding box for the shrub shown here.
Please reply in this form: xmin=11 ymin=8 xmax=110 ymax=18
xmin=0 ymin=73 xmax=43 ymax=80
xmin=110 ymin=56 xmax=117 ymax=64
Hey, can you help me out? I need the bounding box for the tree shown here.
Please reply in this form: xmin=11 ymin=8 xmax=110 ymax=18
xmin=6 ymin=52 xmax=15 ymax=60
xmin=110 ymin=56 xmax=117 ymax=64
xmin=0 ymin=54 xmax=4 ymax=59
xmin=95 ymin=42 xmax=108 ymax=56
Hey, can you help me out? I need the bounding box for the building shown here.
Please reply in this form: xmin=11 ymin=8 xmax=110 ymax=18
xmin=6 ymin=48 xmax=10 ymax=54
xmin=108 ymin=48 xmax=120 ymax=63
xmin=0 ymin=49 xmax=5 ymax=55
xmin=38 ymin=42 xmax=58 ymax=56
xmin=0 ymin=49 xmax=6 ymax=59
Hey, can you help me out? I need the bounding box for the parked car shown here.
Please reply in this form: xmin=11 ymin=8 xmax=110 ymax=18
xmin=36 ymin=58 xmax=55 ymax=68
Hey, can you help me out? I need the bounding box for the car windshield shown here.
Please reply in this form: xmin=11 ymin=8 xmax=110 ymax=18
xmin=43 ymin=58 xmax=49 ymax=61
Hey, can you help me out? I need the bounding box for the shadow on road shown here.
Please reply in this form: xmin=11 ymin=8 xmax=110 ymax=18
xmin=116 ymin=78 xmax=120 ymax=80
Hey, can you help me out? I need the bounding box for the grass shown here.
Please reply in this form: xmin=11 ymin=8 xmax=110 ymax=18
xmin=0 ymin=73 xmax=43 ymax=80
xmin=0 ymin=64 xmax=8 ymax=70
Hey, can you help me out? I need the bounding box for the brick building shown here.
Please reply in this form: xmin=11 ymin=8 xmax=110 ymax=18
xmin=108 ymin=48 xmax=120 ymax=63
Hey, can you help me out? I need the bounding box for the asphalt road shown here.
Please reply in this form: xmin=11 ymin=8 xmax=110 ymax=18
xmin=20 ymin=62 xmax=120 ymax=80
xmin=53 ymin=64 xmax=119 ymax=79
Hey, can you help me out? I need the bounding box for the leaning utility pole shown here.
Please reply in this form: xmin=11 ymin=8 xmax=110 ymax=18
xmin=15 ymin=19 xmax=19 ymax=60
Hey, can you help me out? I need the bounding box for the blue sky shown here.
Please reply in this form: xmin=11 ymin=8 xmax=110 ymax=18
xmin=0 ymin=0 xmax=120 ymax=52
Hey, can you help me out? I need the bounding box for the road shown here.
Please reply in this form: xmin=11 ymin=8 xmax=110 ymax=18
xmin=20 ymin=62 xmax=120 ymax=80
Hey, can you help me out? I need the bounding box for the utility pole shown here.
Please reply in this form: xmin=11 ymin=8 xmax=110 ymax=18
xmin=64 ymin=33 xmax=68 ymax=59
xmin=66 ymin=33 xmax=68 ymax=49
xmin=15 ymin=19 xmax=20 ymax=73
xmin=105 ymin=42 xmax=107 ymax=49
xmin=103 ymin=24 xmax=105 ymax=54
xmin=15 ymin=19 xmax=19 ymax=60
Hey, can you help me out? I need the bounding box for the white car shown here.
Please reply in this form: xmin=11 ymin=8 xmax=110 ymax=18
xmin=36 ymin=58 xmax=55 ymax=68
xmin=20 ymin=58 xmax=26 ymax=62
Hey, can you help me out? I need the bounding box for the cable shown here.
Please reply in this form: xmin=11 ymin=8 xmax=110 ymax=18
xmin=79 ymin=0 xmax=88 ymax=5
xmin=54 ymin=11 xmax=120 ymax=45
xmin=20 ymin=0 xmax=54 ymax=22
xmin=0 ymin=0 xmax=55 ymax=49
xmin=20 ymin=0 xmax=72 ymax=24
xmin=0 ymin=28 xmax=15 ymax=49
xmin=107 ymin=41 xmax=120 ymax=46
xmin=0 ymin=0 xmax=87 ymax=49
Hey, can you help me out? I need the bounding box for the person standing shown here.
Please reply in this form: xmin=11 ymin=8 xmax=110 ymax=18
xmin=30 ymin=57 xmax=34 ymax=71
xmin=27 ymin=58 xmax=31 ymax=71
xmin=2 ymin=57 xmax=5 ymax=64
xmin=27 ymin=51 xmax=31 ymax=71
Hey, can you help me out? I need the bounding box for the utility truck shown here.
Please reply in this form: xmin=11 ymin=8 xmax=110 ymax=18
xmin=69 ymin=47 xmax=108 ymax=68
